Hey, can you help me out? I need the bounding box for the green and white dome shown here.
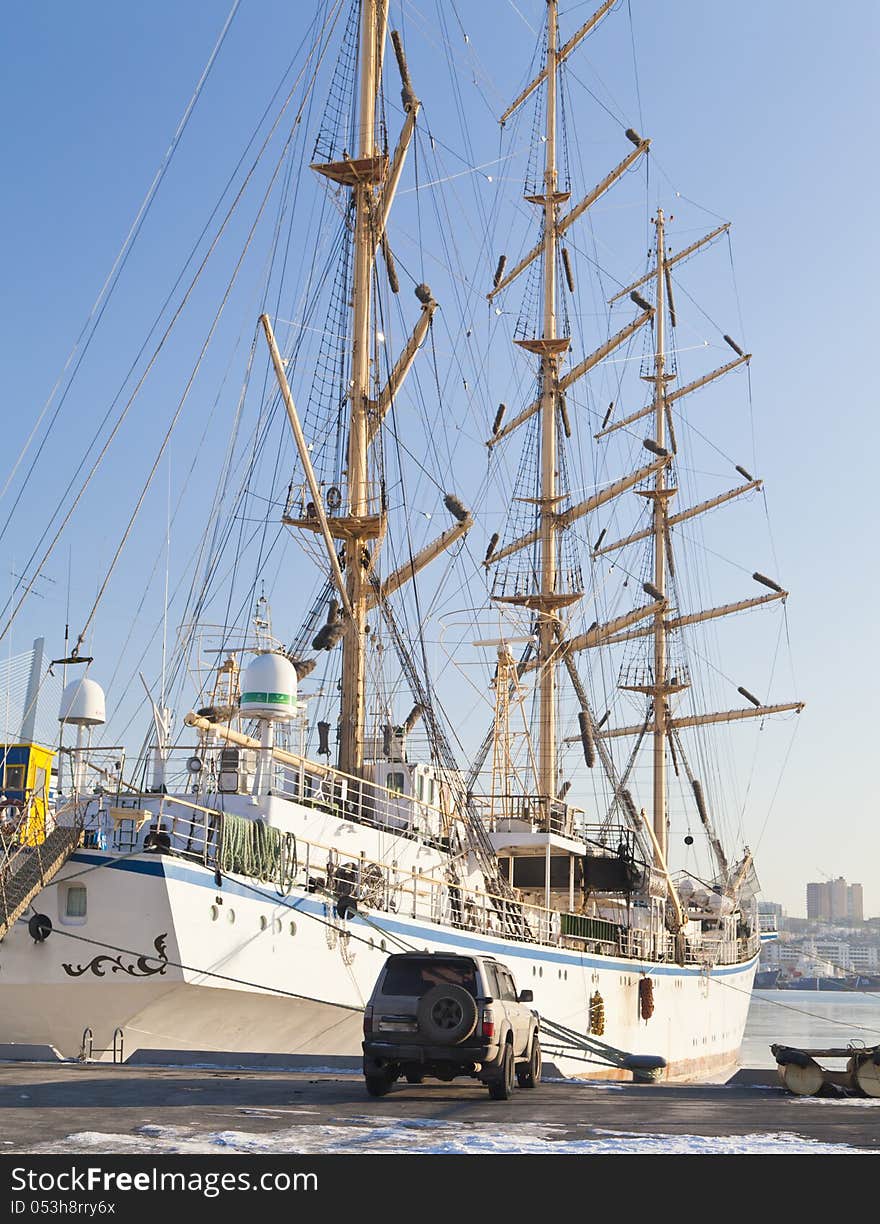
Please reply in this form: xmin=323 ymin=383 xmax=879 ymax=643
xmin=239 ymin=653 xmax=297 ymax=721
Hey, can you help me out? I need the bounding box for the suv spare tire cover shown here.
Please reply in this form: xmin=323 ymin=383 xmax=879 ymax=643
xmin=417 ymin=983 xmax=478 ymax=1044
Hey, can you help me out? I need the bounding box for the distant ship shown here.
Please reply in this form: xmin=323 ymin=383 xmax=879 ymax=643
xmin=777 ymin=974 xmax=880 ymax=992
xmin=754 ymin=969 xmax=781 ymax=989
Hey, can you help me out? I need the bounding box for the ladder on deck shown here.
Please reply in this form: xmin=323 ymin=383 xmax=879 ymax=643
xmin=0 ymin=825 xmax=83 ymax=938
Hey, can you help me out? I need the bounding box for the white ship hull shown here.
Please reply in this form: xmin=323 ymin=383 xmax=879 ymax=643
xmin=0 ymin=835 xmax=756 ymax=1082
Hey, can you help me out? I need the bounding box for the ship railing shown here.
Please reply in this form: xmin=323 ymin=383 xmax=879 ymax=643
xmin=283 ymin=479 xmax=383 ymax=522
xmin=76 ymin=794 xmax=756 ymax=967
xmin=158 ymin=747 xmax=451 ymax=851
xmin=472 ymin=794 xmax=583 ymax=838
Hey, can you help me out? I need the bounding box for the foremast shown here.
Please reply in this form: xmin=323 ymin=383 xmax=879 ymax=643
xmin=262 ymin=1 xmax=473 ymax=780
xmin=340 ymin=0 xmax=386 ymax=778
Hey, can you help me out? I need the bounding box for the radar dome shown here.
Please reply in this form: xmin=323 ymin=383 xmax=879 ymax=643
xmin=239 ymin=653 xmax=298 ymax=721
xmin=59 ymin=676 xmax=106 ymax=726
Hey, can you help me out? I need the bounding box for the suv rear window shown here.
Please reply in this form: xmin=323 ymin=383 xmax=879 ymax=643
xmin=380 ymin=957 xmax=478 ymax=997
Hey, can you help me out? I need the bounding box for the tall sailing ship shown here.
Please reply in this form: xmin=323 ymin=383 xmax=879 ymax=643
xmin=0 ymin=0 xmax=800 ymax=1080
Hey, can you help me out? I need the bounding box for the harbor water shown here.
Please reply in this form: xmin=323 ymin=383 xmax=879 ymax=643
xmin=740 ymin=989 xmax=880 ymax=1068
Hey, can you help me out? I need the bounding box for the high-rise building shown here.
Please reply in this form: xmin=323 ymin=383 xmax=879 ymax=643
xmin=806 ymin=878 xmax=864 ymax=923
xmin=830 ymin=877 xmax=848 ymax=920
xmin=807 ymin=881 xmax=830 ymax=920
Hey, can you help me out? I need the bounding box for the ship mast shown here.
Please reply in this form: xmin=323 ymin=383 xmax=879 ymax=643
xmin=340 ymin=0 xmax=386 ymax=777
xmin=650 ymin=208 xmax=670 ymax=866
xmin=536 ymin=0 xmax=561 ymax=803
xmin=486 ymin=0 xmax=653 ymax=818
xmin=263 ymin=0 xmax=476 ymax=779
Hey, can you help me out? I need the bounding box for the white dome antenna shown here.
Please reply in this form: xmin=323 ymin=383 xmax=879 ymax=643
xmin=239 ymin=653 xmax=298 ymax=797
xmin=59 ymin=675 xmax=106 ymax=797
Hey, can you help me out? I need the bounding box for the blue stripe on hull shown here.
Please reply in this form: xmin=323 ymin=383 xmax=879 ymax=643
xmin=69 ymin=850 xmax=758 ymax=979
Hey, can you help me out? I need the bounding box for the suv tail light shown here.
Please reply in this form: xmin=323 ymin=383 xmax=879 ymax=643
xmin=480 ymin=1008 xmax=495 ymax=1040
xmin=363 ymin=1005 xmax=374 ymax=1036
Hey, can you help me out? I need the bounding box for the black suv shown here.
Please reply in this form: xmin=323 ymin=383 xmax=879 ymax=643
xmin=362 ymin=951 xmax=541 ymax=1100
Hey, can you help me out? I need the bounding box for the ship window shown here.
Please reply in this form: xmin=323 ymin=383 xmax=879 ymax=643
xmin=3 ymin=764 xmax=25 ymax=792
xmin=425 ymin=777 xmax=435 ymax=805
xmin=415 ymin=773 xmax=424 ymax=801
xmin=387 ymin=772 xmax=405 ymax=794
xmin=66 ymin=886 xmax=87 ymax=918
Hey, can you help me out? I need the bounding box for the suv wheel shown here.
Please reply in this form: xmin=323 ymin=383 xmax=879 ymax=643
xmin=365 ymin=1072 xmax=393 ymax=1097
xmin=488 ymin=1041 xmax=514 ymax=1101
xmin=405 ymin=1070 xmax=424 ymax=1084
xmin=417 ymin=983 xmax=478 ymax=1044
xmin=516 ymin=1034 xmax=542 ymax=1089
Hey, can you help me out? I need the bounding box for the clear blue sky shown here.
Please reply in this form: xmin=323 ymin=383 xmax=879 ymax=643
xmin=0 ymin=1 xmax=877 ymax=918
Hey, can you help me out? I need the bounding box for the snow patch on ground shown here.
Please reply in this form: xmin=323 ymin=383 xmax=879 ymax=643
xmin=21 ymin=1119 xmax=875 ymax=1155
xmin=787 ymin=1095 xmax=880 ymax=1107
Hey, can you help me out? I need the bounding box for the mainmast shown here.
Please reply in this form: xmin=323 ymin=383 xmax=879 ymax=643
xmin=536 ymin=1 xmax=561 ymax=803
xmin=486 ymin=0 xmax=652 ymax=816
xmin=483 ymin=2 xmax=804 ymax=888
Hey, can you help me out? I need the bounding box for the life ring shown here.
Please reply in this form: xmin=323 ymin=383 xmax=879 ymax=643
xmin=589 ymin=990 xmax=605 ymax=1036
xmin=326 ymin=485 xmax=342 ymax=510
xmin=0 ymin=798 xmax=25 ymax=837
xmin=639 ymin=975 xmax=655 ymax=1021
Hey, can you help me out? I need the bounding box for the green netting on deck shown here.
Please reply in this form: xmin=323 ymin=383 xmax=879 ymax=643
xmin=218 ymin=812 xmax=297 ymax=890
xmin=560 ymin=912 xmax=620 ymax=945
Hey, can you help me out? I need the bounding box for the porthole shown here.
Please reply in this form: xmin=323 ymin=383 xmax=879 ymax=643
xmin=380 ymin=940 xmax=386 ymax=952
xmin=259 ymin=915 xmax=268 ymax=931
xmin=289 ymin=921 xmax=297 ymax=937
xmin=274 ymin=918 xmax=283 ymax=934
xmin=210 ymin=906 xmax=219 ymax=921
xmin=65 ymin=885 xmax=87 ymax=918
xmin=538 ymin=966 xmax=543 ymax=978
xmin=532 ymin=966 xmax=537 ymax=977
xmin=227 ymin=909 xmax=236 ymax=924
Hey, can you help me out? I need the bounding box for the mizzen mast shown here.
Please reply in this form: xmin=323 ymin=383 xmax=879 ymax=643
xmin=650 ymin=208 xmax=672 ymax=865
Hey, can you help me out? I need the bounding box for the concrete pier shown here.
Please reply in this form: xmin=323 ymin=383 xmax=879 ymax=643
xmin=0 ymin=1062 xmax=876 ymax=1153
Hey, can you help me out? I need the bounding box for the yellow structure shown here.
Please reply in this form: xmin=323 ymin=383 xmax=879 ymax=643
xmin=0 ymin=743 xmax=54 ymax=845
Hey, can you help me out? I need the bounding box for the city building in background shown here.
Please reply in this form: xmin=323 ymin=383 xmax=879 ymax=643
xmin=757 ymin=880 xmax=878 ymax=989
xmin=806 ymin=877 xmax=863 ymax=921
